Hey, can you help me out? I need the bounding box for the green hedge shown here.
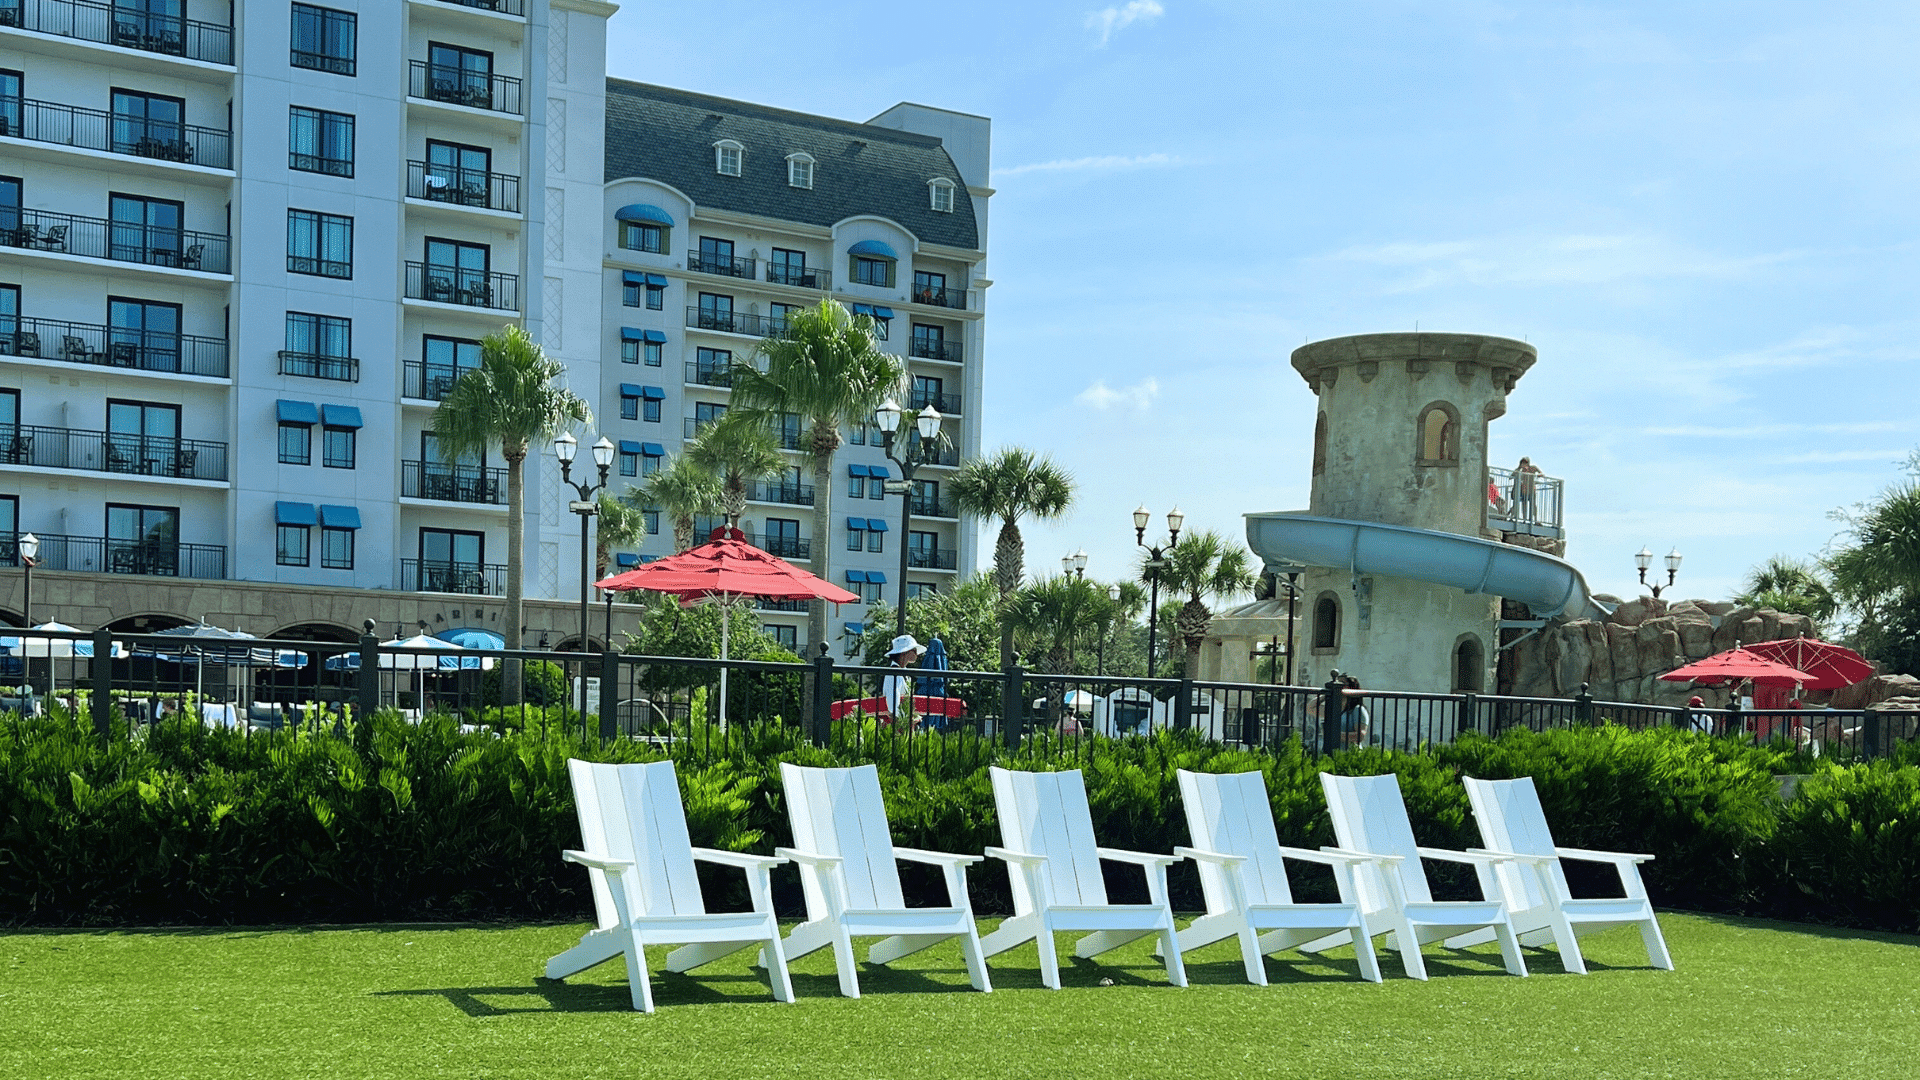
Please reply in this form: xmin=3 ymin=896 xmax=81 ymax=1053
xmin=2 ymin=708 xmax=1915 ymax=933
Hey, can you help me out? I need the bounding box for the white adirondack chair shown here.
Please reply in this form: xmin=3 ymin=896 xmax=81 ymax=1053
xmin=1317 ymin=772 xmax=1529 ymax=980
xmin=981 ymin=767 xmax=1187 ymax=989
xmin=546 ymin=759 xmax=794 ymax=1013
xmin=776 ymin=763 xmax=992 ymax=998
xmin=1173 ymin=769 xmax=1383 ymax=984
xmin=1456 ymin=776 xmax=1674 ymax=973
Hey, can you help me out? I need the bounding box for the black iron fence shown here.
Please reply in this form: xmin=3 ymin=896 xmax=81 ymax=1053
xmin=911 ymin=283 xmax=967 ymax=310
xmin=766 ymin=262 xmax=830 ymax=289
xmin=1 ymin=0 xmax=234 ymax=65
xmin=749 ymin=479 xmax=814 ymax=506
xmin=402 ymin=359 xmax=474 ymax=400
xmin=3 ymin=208 xmax=229 ymax=273
xmin=908 ymin=388 xmax=961 ymax=414
xmin=907 ymin=547 xmax=957 ymax=570
xmin=2 ymin=316 xmax=228 ymax=377
xmin=407 ymin=61 xmax=522 ymax=115
xmin=405 ymin=262 xmax=518 ymax=310
xmin=277 ymin=350 xmax=358 ymax=383
xmin=686 ymin=306 xmax=784 ymax=337
xmin=16 ymin=534 xmax=225 ymax=578
xmin=688 ymin=249 xmax=754 ymax=279
xmin=2 ymin=97 xmax=232 ymax=168
xmin=684 ymin=359 xmax=733 ymax=387
xmin=1 ymin=425 xmax=226 ymax=480
xmin=400 ymin=460 xmax=506 ymax=505
xmin=406 ymin=160 xmax=521 ymax=213
xmin=908 ymin=337 xmax=963 ymax=363
xmin=398 ymin=559 xmax=508 ymax=595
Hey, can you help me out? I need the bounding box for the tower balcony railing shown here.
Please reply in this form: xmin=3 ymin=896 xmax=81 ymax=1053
xmin=22 ymin=532 xmax=226 ymax=578
xmin=686 ymin=306 xmax=786 ymax=338
xmin=908 ymin=338 xmax=963 ymax=363
xmin=404 ymin=262 xmax=519 ymax=310
xmin=766 ymin=262 xmax=830 ymax=289
xmin=911 ymin=283 xmax=968 ymax=310
xmin=402 ymin=359 xmax=476 ymax=400
xmin=1 ymin=0 xmax=235 ymax=65
xmin=400 ymin=558 xmax=508 ymax=595
xmin=1487 ymin=465 xmax=1565 ymax=539
xmin=401 ymin=460 xmax=507 ymax=505
xmin=688 ymin=249 xmax=755 ymax=279
xmin=426 ymin=0 xmax=526 ymax=15
xmin=907 ymin=388 xmax=961 ymax=414
xmin=1 ymin=98 xmax=232 ymax=169
xmin=408 ymin=60 xmax=523 ymax=115
xmin=406 ymin=160 xmax=521 ymax=213
xmin=277 ymin=350 xmax=358 ymax=383
xmin=684 ymin=359 xmax=732 ymax=387
xmin=751 ymin=535 xmax=811 ymax=561
xmin=907 ymin=547 xmax=958 ymax=570
xmin=2 ymin=208 xmax=229 ymax=273
xmin=749 ymin=479 xmax=815 ymax=507
xmin=2 ymin=315 xmax=228 ymax=377
xmin=1 ymin=424 xmax=227 ymax=481
xmin=908 ymin=493 xmax=954 ymax=518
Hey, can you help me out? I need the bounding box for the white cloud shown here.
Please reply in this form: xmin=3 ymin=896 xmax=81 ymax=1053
xmin=996 ymin=153 xmax=1177 ymax=178
xmin=1077 ymin=377 xmax=1160 ymax=411
xmin=1085 ymin=1 xmax=1164 ymax=48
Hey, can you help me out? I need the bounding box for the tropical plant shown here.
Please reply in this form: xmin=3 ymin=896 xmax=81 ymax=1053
xmin=687 ymin=410 xmax=785 ymax=526
xmin=1005 ymin=575 xmax=1105 ymax=675
xmin=855 ymin=575 xmax=1004 ymax=670
xmin=1735 ymin=555 xmax=1838 ymax=632
xmin=593 ymin=491 xmax=652 ymax=582
xmin=630 ymin=454 xmax=722 ymax=553
xmin=729 ymin=300 xmax=902 ymax=651
xmin=1152 ymin=528 xmax=1258 ymax=679
xmin=948 ymin=448 xmax=1076 ymax=669
xmin=430 ymin=325 xmax=591 ymax=702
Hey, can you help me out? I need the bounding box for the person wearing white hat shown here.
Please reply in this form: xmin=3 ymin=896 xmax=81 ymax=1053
xmin=882 ymin=634 xmax=923 ymax=721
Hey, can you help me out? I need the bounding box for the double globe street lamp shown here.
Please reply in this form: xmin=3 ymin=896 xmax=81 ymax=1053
xmin=1635 ymin=546 xmax=1684 ymax=598
xmin=873 ymin=398 xmax=942 ymax=639
xmin=16 ymin=532 xmax=39 ymax=626
xmin=1133 ymin=505 xmax=1183 ymax=678
xmin=1061 ymin=549 xmax=1088 ymax=579
xmin=554 ymin=431 xmax=616 ymax=660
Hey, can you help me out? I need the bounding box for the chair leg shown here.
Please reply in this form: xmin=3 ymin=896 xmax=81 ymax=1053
xmin=1351 ymin=921 xmax=1384 ymax=983
xmin=545 ymin=928 xmax=623 ymax=980
xmin=958 ymin=928 xmax=994 ymax=993
xmin=1640 ymin=916 xmax=1675 ymax=971
xmin=1394 ymin=919 xmax=1429 ymax=981
xmin=829 ymin=927 xmax=862 ymax=999
xmin=1492 ymin=920 xmax=1529 ymax=977
xmin=624 ymin=940 xmax=655 ymax=1013
xmin=1034 ymin=922 xmax=1062 ymax=990
xmin=1236 ymin=922 xmax=1268 ymax=986
xmin=1160 ymin=924 xmax=1189 ymax=988
xmin=1547 ymin=911 xmax=1587 ymax=975
xmin=763 ymin=934 xmax=796 ymax=1003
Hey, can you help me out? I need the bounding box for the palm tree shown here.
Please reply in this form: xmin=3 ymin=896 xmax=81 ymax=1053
xmin=631 ymin=454 xmax=722 ymax=553
xmin=431 ymin=325 xmax=590 ymax=702
xmin=1007 ymin=575 xmax=1104 ymax=675
xmin=948 ymin=448 xmax=1076 ymax=669
xmin=1153 ymin=528 xmax=1258 ymax=679
xmin=687 ymin=410 xmax=785 ymax=526
xmin=593 ymin=491 xmax=651 ymax=582
xmin=1736 ymin=555 xmax=1837 ymax=628
xmin=729 ymin=299 xmax=901 ymax=650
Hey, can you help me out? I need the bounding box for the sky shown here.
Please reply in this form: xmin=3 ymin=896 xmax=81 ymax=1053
xmin=609 ymin=0 xmax=1920 ymax=605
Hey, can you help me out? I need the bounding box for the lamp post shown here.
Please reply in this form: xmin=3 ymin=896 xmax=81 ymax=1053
xmin=1061 ymin=549 xmax=1088 ymax=580
xmin=873 ymin=398 xmax=942 ymax=639
xmin=1099 ymin=581 xmax=1120 ymax=677
xmin=17 ymin=532 xmax=38 ymax=627
xmin=1133 ymin=505 xmax=1183 ymax=679
xmin=1635 ymin=546 xmax=1683 ymax=598
xmin=555 ymin=431 xmax=615 ymax=715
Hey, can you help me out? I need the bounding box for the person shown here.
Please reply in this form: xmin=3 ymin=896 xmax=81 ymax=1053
xmin=1511 ymin=457 xmax=1541 ymax=522
xmin=1339 ymin=675 xmax=1370 ymax=748
xmin=1488 ymin=478 xmax=1511 ymax=518
xmin=881 ymin=634 xmax=923 ymax=723
xmin=1687 ymin=695 xmax=1714 ymax=735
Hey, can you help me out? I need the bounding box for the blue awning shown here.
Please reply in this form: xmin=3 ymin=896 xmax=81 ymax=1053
xmin=641 ymin=442 xmax=665 ymax=456
xmin=866 ymin=518 xmax=888 ymax=532
xmin=844 ymin=621 xmax=864 ymax=634
xmin=621 ymin=326 xmax=645 ymax=341
xmin=623 ymin=270 xmax=647 ymax=286
xmin=645 ymin=273 xmax=668 ymax=287
xmin=848 ymin=464 xmax=869 ymax=477
xmin=276 ymin=399 xmax=318 ymax=425
xmin=851 ymin=303 xmax=874 ymax=316
xmin=848 ymin=240 xmax=898 ymax=259
xmin=641 ymin=386 xmax=665 ymax=400
xmin=614 ymin=203 xmax=675 ymax=225
xmin=867 ymin=465 xmax=890 ymax=479
xmin=321 ymin=404 xmax=362 ymax=429
xmin=318 ymin=505 xmax=361 ymax=529
xmin=642 ymin=329 xmax=667 ymax=343
xmin=847 ymin=517 xmax=866 ymax=530
xmin=846 ymin=570 xmax=866 ymax=583
xmin=871 ymin=306 xmax=894 ymax=319
xmin=866 ymin=570 xmax=887 ymax=583
xmin=619 ymin=440 xmax=643 ymax=454
xmin=615 ymin=553 xmax=639 ymax=568
xmin=438 ymin=627 xmax=504 ymax=649
xmin=619 ymin=383 xmax=643 ymax=397
xmin=275 ymin=501 xmax=316 ymax=526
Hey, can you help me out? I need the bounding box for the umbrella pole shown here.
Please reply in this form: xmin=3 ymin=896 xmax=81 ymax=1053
xmin=718 ymin=599 xmax=730 ymax=732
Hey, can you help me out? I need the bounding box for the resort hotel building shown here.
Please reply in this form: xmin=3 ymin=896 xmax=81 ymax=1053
xmin=0 ymin=0 xmax=989 ymax=655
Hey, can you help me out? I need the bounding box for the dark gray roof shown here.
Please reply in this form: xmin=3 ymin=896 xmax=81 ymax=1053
xmin=604 ymin=80 xmax=979 ymax=251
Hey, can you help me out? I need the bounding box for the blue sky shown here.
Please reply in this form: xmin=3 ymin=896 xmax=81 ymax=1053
xmin=611 ymin=1 xmax=1920 ymax=604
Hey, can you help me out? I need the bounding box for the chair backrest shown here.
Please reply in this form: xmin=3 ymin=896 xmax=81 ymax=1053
xmin=1177 ymin=769 xmax=1294 ymax=908
xmin=779 ymin=762 xmax=905 ymax=912
xmin=567 ymin=758 xmax=704 ymax=927
xmin=1462 ymin=776 xmax=1568 ymax=910
xmin=989 ymin=767 xmax=1107 ymax=908
xmin=1319 ymin=772 xmax=1430 ymax=907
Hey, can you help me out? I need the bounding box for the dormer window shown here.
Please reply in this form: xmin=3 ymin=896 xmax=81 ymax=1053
xmin=787 ymin=152 xmax=815 ymax=189
xmin=928 ymin=178 xmax=956 ymax=213
xmin=714 ymin=139 xmax=743 ymax=177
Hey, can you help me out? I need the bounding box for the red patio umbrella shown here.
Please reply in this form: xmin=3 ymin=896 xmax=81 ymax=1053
xmin=596 ymin=528 xmax=858 ymax=727
xmin=1657 ymin=647 xmax=1819 ymax=688
xmin=1742 ymin=637 xmax=1874 ymax=691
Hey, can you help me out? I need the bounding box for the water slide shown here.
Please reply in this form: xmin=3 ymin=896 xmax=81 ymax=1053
xmin=1245 ymin=512 xmax=1613 ymax=621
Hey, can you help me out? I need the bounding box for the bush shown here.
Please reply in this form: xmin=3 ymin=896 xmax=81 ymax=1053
xmin=481 ymin=660 xmax=568 ymax=707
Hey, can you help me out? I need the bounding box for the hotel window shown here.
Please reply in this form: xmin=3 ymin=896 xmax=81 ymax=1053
xmin=321 ymin=526 xmax=355 ymax=569
xmin=642 ymin=446 xmax=663 ymax=475
xmin=290 ymin=4 xmax=357 ymax=76
xmin=620 ymin=387 xmax=639 ymax=421
xmin=277 ymin=523 xmax=310 ymax=566
xmin=713 ymin=139 xmax=743 ymax=176
xmin=906 ymin=581 xmax=939 ymax=599
xmin=279 ymin=421 xmax=311 ymax=465
xmin=109 ymin=193 xmax=183 ymax=265
xmin=643 ymin=510 xmax=660 ymax=535
xmin=617 ymin=446 xmax=637 ymax=476
xmin=289 ymin=106 xmax=354 ymax=176
xmin=786 ymin=152 xmax=814 ymax=189
xmin=110 ymin=89 xmax=185 ymax=158
xmin=768 ymin=625 xmax=798 ymax=650
xmin=426 ymin=42 xmax=494 ymax=108
xmin=283 ymin=312 xmax=353 ymax=381
xmin=847 ymin=521 xmax=865 ymax=552
xmin=620 ymin=221 xmax=665 ymax=253
xmin=322 ymin=425 xmax=355 ymax=469
xmin=644 ymin=340 xmax=662 ymax=365
xmin=852 ymin=255 xmax=892 ymax=288
xmin=643 ymin=395 xmax=661 ymax=423
xmin=288 ymin=209 xmax=352 ymax=278
xmin=929 ymin=178 xmax=956 ymax=213
xmin=847 ymin=467 xmax=866 ymax=499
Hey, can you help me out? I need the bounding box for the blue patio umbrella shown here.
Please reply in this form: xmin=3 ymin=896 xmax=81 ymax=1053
xmin=917 ymin=636 xmax=950 ymax=697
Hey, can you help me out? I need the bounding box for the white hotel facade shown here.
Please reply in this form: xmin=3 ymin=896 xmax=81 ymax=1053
xmin=0 ymin=0 xmax=988 ymax=654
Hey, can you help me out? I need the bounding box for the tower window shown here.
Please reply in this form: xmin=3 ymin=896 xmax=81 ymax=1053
xmin=714 ymin=139 xmax=743 ymax=176
xmin=787 ymin=153 xmax=814 ymax=189
xmin=1312 ymin=411 xmax=1328 ymax=476
xmin=1312 ymin=593 xmax=1339 ymax=651
xmin=929 ymin=178 xmax=956 ymax=212
xmin=1453 ymin=636 xmax=1485 ymax=692
xmin=1416 ymin=402 xmax=1459 ymax=465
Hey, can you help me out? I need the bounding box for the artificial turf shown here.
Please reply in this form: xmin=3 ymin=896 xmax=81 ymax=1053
xmin=3 ymin=913 xmax=1915 ymax=1079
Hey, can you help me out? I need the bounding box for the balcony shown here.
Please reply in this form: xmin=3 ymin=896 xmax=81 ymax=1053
xmin=909 ymin=494 xmax=954 ymax=518
xmin=689 ymin=249 xmax=755 ymax=279
xmin=2 ymin=425 xmax=227 ymax=481
xmin=908 ymin=337 xmax=963 ymax=363
xmin=1 ymin=0 xmax=235 ymax=65
xmin=405 ymin=262 xmax=519 ymax=310
xmin=23 ymin=532 xmax=226 ymax=578
xmin=401 ymin=558 xmax=508 ymax=595
xmin=908 ymin=547 xmax=958 ymax=571
xmin=2 ymin=316 xmax=228 ymax=377
xmin=684 ymin=359 xmax=733 ymax=387
xmin=908 ymin=442 xmax=961 ymax=468
xmin=426 ymin=0 xmax=526 ymax=14
xmin=756 ymin=597 xmax=810 ymax=613
xmin=401 ymin=460 xmax=506 ymax=505
xmin=908 ymin=389 xmax=961 ymax=414
xmin=3 ymin=209 xmax=229 ymax=273
xmin=749 ymin=479 xmax=815 ymax=507
xmin=407 ymin=61 xmax=523 ymax=116
xmin=1 ymin=98 xmax=232 ymax=169
xmin=685 ymin=306 xmax=788 ymax=338
xmin=766 ymin=262 xmax=830 ymax=290
xmin=403 ymin=360 xmax=475 ymax=401
xmin=683 ymin=416 xmax=718 ymax=441
xmin=911 ymin=284 xmax=967 ymax=310
xmin=753 ymin=536 xmax=811 ymax=561
xmin=406 ymin=160 xmax=521 ymax=214
xmin=278 ymin=351 xmax=358 ymax=383
xmin=1487 ymin=465 xmax=1566 ymax=541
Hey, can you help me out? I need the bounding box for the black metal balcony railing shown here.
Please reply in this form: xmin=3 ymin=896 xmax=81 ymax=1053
xmin=430 ymin=0 xmax=526 ymax=15
xmin=1 ymin=98 xmax=232 ymax=169
xmin=766 ymin=262 xmax=830 ymax=289
xmin=406 ymin=160 xmax=521 ymax=213
xmin=1 ymin=316 xmax=228 ymax=378
xmin=22 ymin=531 xmax=226 ymax=579
xmin=686 ymin=306 xmax=786 ymax=337
xmin=684 ymin=360 xmax=733 ymax=387
xmin=688 ymin=249 xmax=755 ymax=279
xmin=683 ymin=416 xmax=716 ymax=441
xmin=401 ymin=558 xmax=508 ymax=595
xmin=912 ymin=283 xmax=967 ymax=310
xmin=908 ymin=337 xmax=963 ymax=363
xmin=908 ymin=441 xmax=962 ymax=468
xmin=754 ymin=536 xmax=811 ymax=561
xmin=278 ymin=350 xmax=358 ymax=383
xmin=2 ymin=208 xmax=230 ymax=273
xmin=749 ymin=480 xmax=815 ymax=507
xmin=289 ymin=48 xmax=353 ymax=76
xmin=756 ymin=597 xmax=810 ymax=612
xmin=909 ymin=494 xmax=954 ymax=518
xmin=403 ymin=360 xmax=477 ymax=401
xmin=401 ymin=460 xmax=507 ymax=505
xmin=288 ymin=151 xmax=352 ymax=177
xmin=405 ymin=262 xmax=519 ymax=310
xmin=908 ymin=389 xmax=961 ymax=414
xmin=908 ymin=547 xmax=959 ymax=570
xmin=1 ymin=425 xmax=228 ymax=481
xmin=408 ymin=61 xmax=523 ymax=116
xmin=1 ymin=0 xmax=235 ymax=65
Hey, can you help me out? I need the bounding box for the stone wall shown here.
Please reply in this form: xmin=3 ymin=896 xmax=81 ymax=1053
xmin=1506 ymin=596 xmax=1816 ymax=705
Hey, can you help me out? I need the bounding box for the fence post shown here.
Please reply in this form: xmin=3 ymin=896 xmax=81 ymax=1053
xmin=91 ymin=627 xmax=114 ymax=742
xmin=1574 ymin=682 xmax=1595 ymax=726
xmin=1002 ymin=665 xmax=1025 ymax=749
xmin=355 ymin=633 xmax=381 ymax=755
xmin=1726 ymin=693 xmax=1745 ymax=740
xmin=1459 ymin=691 xmax=1477 ymax=740
xmin=1321 ymin=675 xmax=1344 ymax=756
xmin=1174 ymin=679 xmax=1194 ymax=731
xmin=1861 ymin=707 xmax=1881 ymax=760
xmin=598 ymin=649 xmax=619 ymax=742
xmin=809 ymin=653 xmax=834 ymax=745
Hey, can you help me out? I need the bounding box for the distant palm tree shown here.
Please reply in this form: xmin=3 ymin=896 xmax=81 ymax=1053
xmin=1736 ymin=554 xmax=1837 ymax=627
xmin=1007 ymin=575 xmax=1104 ymax=675
xmin=688 ymin=410 xmax=785 ymax=526
xmin=593 ymin=491 xmax=651 ymax=582
xmin=632 ymin=454 xmax=722 ymax=554
xmin=431 ymin=325 xmax=590 ymax=703
xmin=729 ymin=299 xmax=901 ymax=650
xmin=1153 ymin=528 xmax=1258 ymax=679
xmin=949 ymin=448 xmax=1076 ymax=669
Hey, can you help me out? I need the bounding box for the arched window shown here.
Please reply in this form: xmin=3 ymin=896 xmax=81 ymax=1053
xmin=786 ymin=152 xmax=815 ymax=189
xmin=1453 ymin=635 xmax=1485 ymax=692
xmin=928 ymin=177 xmax=956 ymax=212
xmin=1312 ymin=411 xmax=1328 ymax=475
xmin=713 ymin=139 xmax=744 ymax=176
xmin=1416 ymin=402 xmax=1459 ymax=465
xmin=1312 ymin=593 xmax=1339 ymax=651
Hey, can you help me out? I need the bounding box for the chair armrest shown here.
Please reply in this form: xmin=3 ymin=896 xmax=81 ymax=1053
xmin=1277 ymin=844 xmax=1373 ymax=866
xmin=773 ymin=847 xmax=843 ymax=868
xmin=561 ymin=850 xmax=634 ymax=873
xmin=691 ymin=847 xmax=786 ymax=870
xmin=1464 ymin=847 xmax=1561 ymax=866
xmin=893 ymin=846 xmax=983 ymax=867
xmin=1097 ymin=846 xmax=1182 ymax=868
xmin=1417 ymin=846 xmax=1521 ymax=866
xmin=984 ymin=846 xmax=1048 ymax=866
xmin=1321 ymin=845 xmax=1405 ymax=865
xmin=1174 ymin=846 xmax=1247 ymax=866
xmin=1555 ymin=846 xmax=1654 ymax=864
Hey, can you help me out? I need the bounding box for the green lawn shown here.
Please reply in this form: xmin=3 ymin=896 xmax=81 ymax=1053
xmin=3 ymin=913 xmax=1916 ymax=1079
